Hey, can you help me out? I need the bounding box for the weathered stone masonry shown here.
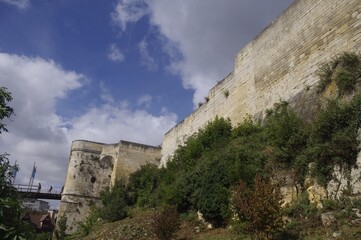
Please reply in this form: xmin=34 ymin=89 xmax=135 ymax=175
xmin=161 ymin=0 xmax=361 ymax=164
xmin=59 ymin=0 xmax=361 ymax=233
xmin=58 ymin=140 xmax=161 ymax=233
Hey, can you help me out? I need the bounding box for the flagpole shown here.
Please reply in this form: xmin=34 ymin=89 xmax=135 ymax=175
xmin=12 ymin=160 xmax=17 ymax=184
xmin=27 ymin=162 xmax=36 ymax=192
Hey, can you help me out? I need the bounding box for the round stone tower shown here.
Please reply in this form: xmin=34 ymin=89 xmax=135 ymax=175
xmin=57 ymin=140 xmax=113 ymax=233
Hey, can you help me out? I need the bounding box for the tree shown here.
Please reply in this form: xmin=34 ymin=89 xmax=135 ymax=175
xmin=0 ymin=87 xmax=34 ymax=239
xmin=127 ymin=163 xmax=160 ymax=208
xmin=0 ymin=87 xmax=14 ymax=134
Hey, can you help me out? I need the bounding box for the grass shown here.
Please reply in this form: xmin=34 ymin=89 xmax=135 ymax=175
xmin=76 ymin=206 xmax=361 ymax=240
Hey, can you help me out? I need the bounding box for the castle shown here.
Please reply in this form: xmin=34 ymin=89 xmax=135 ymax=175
xmin=58 ymin=0 xmax=361 ymax=233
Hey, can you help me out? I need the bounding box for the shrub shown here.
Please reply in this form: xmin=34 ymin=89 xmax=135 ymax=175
xmin=127 ymin=163 xmax=160 ymax=208
xmin=35 ymin=232 xmax=52 ymax=240
xmin=283 ymin=193 xmax=319 ymax=220
xmin=316 ymin=61 xmax=337 ymax=93
xmin=233 ymin=176 xmax=283 ymax=240
xmin=264 ymin=101 xmax=308 ymax=170
xmin=73 ymin=209 xmax=101 ymax=238
xmin=195 ymin=181 xmax=230 ymax=226
xmin=158 ymin=117 xmax=234 ymax=216
xmin=97 ymin=179 xmax=128 ymax=222
xmin=317 ymin=52 xmax=361 ymax=95
xmin=198 ymin=117 xmax=232 ymax=150
xmin=232 ymin=115 xmax=262 ymax=138
xmin=309 ymin=96 xmax=361 ymax=186
xmin=54 ymin=216 xmax=68 ymax=240
xmin=151 ymin=206 xmax=180 ymax=240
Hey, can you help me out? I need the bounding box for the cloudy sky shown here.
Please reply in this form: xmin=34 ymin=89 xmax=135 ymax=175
xmin=0 ymin=0 xmax=294 ymax=204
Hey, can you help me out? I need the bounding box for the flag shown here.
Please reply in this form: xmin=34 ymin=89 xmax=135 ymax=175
xmin=31 ymin=163 xmax=36 ymax=179
xmin=28 ymin=162 xmax=37 ymax=190
xmin=12 ymin=160 xmax=18 ymax=184
xmin=13 ymin=160 xmax=18 ymax=178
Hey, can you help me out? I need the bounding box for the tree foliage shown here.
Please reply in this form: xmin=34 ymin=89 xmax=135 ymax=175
xmin=317 ymin=52 xmax=361 ymax=95
xmin=0 ymin=87 xmax=14 ymax=134
xmin=84 ymin=53 xmax=361 ymax=237
xmin=54 ymin=216 xmax=68 ymax=240
xmin=0 ymin=87 xmax=34 ymax=239
xmin=123 ymin=92 xmax=361 ymax=226
xmin=127 ymin=163 xmax=161 ymax=208
xmin=97 ymin=179 xmax=128 ymax=222
xmin=308 ymin=96 xmax=361 ymax=186
xmin=264 ymin=101 xmax=308 ymax=169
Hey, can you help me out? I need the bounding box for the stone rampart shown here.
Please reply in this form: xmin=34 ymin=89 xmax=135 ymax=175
xmin=161 ymin=0 xmax=361 ymax=164
xmin=58 ymin=140 xmax=161 ymax=233
xmin=59 ymin=0 xmax=361 ymax=233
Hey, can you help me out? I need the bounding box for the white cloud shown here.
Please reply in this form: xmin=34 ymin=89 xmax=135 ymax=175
xmin=139 ymin=38 xmax=158 ymax=71
xmin=100 ymin=82 xmax=115 ymax=103
xmin=137 ymin=94 xmax=152 ymax=108
xmin=0 ymin=0 xmax=30 ymax=9
xmin=66 ymin=102 xmax=176 ymax=146
xmin=107 ymin=43 xmax=125 ymax=62
xmin=112 ymin=0 xmax=294 ymax=107
xmin=0 ymin=52 xmax=177 ymax=193
xmin=111 ymin=0 xmax=148 ymax=32
xmin=146 ymin=0 xmax=294 ymax=106
xmin=0 ymin=52 xmax=83 ymax=189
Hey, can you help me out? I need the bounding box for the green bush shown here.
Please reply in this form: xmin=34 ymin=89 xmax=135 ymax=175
xmin=317 ymin=52 xmax=361 ymax=95
xmin=316 ymin=62 xmax=336 ymax=93
xmin=118 ymin=71 xmax=361 ymax=231
xmin=283 ymin=193 xmax=319 ymax=220
xmin=309 ymin=96 xmax=361 ymax=186
xmin=127 ymin=163 xmax=160 ymax=208
xmin=155 ymin=117 xmax=234 ymax=221
xmin=54 ymin=216 xmax=68 ymax=240
xmin=232 ymin=115 xmax=262 ymax=138
xmin=73 ymin=210 xmax=101 ymax=238
xmin=35 ymin=232 xmax=52 ymax=240
xmin=97 ymin=179 xmax=128 ymax=222
xmin=0 ymin=87 xmax=14 ymax=134
xmin=169 ymin=117 xmax=232 ymax=172
xmin=264 ymin=101 xmax=308 ymax=170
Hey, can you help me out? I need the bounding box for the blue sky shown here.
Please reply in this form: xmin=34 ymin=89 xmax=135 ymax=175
xmin=0 ymin=0 xmax=294 ymax=205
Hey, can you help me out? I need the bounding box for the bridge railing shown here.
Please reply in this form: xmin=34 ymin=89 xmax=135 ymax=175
xmin=14 ymin=184 xmax=38 ymax=192
xmin=13 ymin=184 xmax=61 ymax=194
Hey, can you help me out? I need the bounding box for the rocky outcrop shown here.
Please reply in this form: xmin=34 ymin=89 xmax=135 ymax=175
xmin=327 ymin=131 xmax=361 ymax=199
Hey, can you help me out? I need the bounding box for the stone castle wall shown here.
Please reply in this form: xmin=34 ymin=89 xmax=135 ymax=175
xmin=161 ymin=0 xmax=361 ymax=164
xmin=59 ymin=0 xmax=361 ymax=232
xmin=58 ymin=140 xmax=161 ymax=233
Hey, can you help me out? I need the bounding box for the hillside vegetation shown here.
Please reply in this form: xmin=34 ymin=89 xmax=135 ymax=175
xmin=66 ymin=53 xmax=361 ymax=240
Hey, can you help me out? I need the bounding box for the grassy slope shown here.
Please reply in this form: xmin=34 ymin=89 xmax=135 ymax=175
xmin=79 ymin=208 xmax=361 ymax=240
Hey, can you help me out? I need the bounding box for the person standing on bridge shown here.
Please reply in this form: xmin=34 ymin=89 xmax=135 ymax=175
xmin=37 ymin=183 xmax=41 ymax=192
xmin=48 ymin=185 xmax=52 ymax=193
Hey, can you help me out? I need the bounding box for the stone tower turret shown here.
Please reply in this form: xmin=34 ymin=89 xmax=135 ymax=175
xmin=58 ymin=139 xmax=161 ymax=233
